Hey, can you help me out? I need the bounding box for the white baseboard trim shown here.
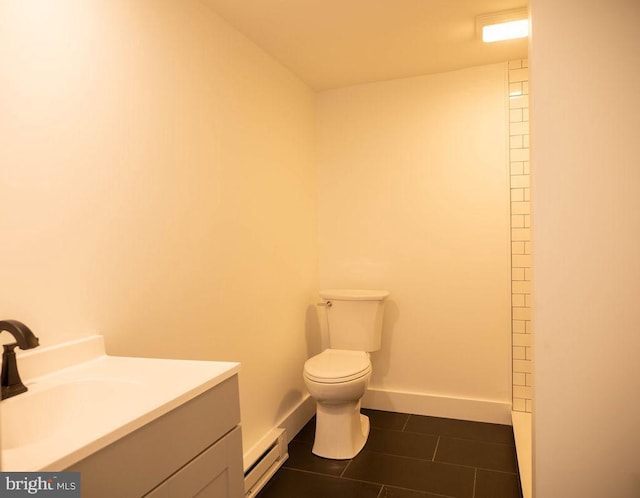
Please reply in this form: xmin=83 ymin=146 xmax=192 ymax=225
xmin=278 ymin=393 xmax=316 ymax=444
xmin=362 ymin=387 xmax=512 ymax=425
xmin=243 ymin=394 xmax=316 ymax=468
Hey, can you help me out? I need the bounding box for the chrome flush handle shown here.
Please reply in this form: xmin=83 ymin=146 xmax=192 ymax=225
xmin=317 ymin=300 xmax=332 ymax=308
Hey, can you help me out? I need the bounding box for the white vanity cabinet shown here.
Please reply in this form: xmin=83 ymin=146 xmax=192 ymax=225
xmin=65 ymin=375 xmax=243 ymax=498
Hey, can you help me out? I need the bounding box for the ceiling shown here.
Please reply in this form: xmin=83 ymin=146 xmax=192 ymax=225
xmin=202 ymin=0 xmax=529 ymax=91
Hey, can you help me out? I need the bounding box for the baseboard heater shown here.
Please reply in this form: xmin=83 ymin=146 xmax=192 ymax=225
xmin=244 ymin=428 xmax=288 ymax=497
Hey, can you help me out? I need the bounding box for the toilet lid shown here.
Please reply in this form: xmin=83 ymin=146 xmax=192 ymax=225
xmin=304 ymin=349 xmax=371 ymax=384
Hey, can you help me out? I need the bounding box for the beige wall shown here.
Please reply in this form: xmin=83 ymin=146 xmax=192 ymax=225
xmin=1 ymin=0 xmax=526 ymax=463
xmin=317 ymin=64 xmax=512 ymax=415
xmin=0 ymin=0 xmax=318 ymax=453
xmin=531 ymin=0 xmax=640 ymax=495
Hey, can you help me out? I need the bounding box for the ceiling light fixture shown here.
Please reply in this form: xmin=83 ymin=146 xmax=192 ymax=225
xmin=476 ymin=8 xmax=529 ymax=43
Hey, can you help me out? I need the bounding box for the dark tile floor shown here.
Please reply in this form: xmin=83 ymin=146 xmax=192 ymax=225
xmin=257 ymin=409 xmax=523 ymax=498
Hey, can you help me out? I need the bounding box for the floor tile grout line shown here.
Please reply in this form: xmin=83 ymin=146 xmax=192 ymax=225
xmin=469 ymin=466 xmax=519 ymax=476
xmin=295 ymin=466 xmax=389 ymax=489
xmin=472 ymin=468 xmax=477 ymax=498
xmin=432 ymin=436 xmax=441 ymax=461
xmin=285 ymin=466 xmax=459 ymax=498
xmin=281 ymin=466 xmax=348 ymax=479
xmin=339 ymin=458 xmax=353 ymax=478
xmin=292 ymin=435 xmax=517 ymax=471
xmin=401 ymin=413 xmax=411 ymax=432
xmin=287 ymin=448 xmax=518 ymax=476
xmin=381 ymin=484 xmax=457 ymax=498
xmin=371 ymin=424 xmax=517 ymax=448
xmin=435 ymin=435 xmax=516 ymax=447
xmin=398 ymin=430 xmax=516 ymax=446
xmin=347 ymin=449 xmax=515 ymax=473
xmin=282 ymin=466 xmax=376 ymax=485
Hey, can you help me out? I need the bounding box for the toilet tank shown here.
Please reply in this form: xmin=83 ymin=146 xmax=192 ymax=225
xmin=320 ymin=289 xmax=390 ymax=352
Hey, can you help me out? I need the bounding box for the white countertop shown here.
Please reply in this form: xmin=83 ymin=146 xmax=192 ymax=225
xmin=0 ymin=335 xmax=240 ymax=471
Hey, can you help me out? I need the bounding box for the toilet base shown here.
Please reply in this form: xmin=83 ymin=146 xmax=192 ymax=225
xmin=312 ymin=400 xmax=370 ymax=459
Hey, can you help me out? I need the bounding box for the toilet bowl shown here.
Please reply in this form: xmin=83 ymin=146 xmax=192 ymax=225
xmin=303 ymin=349 xmax=372 ymax=459
xmin=304 ymin=289 xmax=389 ymax=460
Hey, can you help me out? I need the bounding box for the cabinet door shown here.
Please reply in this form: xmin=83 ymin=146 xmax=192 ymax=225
xmin=167 ymin=427 xmax=244 ymax=498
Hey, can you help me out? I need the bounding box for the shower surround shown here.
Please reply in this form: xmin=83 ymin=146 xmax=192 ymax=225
xmin=508 ymin=59 xmax=533 ymax=414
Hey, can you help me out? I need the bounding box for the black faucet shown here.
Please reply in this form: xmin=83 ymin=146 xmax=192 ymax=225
xmin=0 ymin=320 xmax=40 ymax=400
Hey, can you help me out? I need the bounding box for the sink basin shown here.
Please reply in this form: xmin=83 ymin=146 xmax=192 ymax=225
xmin=1 ymin=378 xmax=145 ymax=450
xmin=0 ymin=335 xmax=240 ymax=471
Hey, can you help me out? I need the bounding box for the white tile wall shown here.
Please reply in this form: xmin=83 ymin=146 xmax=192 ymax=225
xmin=509 ymin=59 xmax=532 ymax=413
xmin=511 ymin=228 xmax=531 ymax=241
xmin=511 ymin=148 xmax=530 ymax=163
xmin=512 ymin=268 xmax=525 ymax=280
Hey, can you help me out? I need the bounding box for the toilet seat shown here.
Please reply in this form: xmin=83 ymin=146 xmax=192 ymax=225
xmin=304 ymin=349 xmax=371 ymax=384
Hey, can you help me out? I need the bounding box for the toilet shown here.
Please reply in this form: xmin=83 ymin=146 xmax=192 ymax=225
xmin=303 ymin=289 xmax=389 ymax=459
